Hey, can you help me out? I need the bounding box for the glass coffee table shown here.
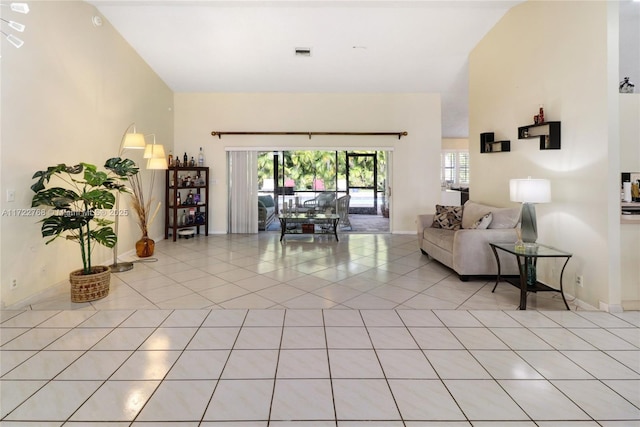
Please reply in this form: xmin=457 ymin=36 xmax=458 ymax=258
xmin=278 ymin=213 xmax=340 ymax=242
xmin=490 ymin=242 xmax=572 ymax=310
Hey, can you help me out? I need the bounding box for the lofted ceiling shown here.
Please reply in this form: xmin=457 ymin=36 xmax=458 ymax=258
xmin=90 ymin=1 xmax=523 ymax=138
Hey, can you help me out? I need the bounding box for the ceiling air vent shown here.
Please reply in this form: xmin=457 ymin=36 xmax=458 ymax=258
xmin=294 ymin=47 xmax=312 ymax=57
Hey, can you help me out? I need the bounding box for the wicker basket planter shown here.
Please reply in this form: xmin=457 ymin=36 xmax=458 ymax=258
xmin=69 ymin=266 xmax=111 ymax=303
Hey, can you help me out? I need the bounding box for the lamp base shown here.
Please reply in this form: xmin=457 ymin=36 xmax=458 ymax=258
xmin=109 ymin=262 xmax=134 ymax=272
xmin=521 ymin=202 xmax=538 ymax=243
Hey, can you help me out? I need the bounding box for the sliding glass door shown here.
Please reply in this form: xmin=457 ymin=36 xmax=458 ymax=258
xmin=256 ymin=149 xmax=389 ymax=217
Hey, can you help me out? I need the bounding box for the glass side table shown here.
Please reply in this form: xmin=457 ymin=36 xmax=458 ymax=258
xmin=489 ymin=242 xmax=572 ymax=310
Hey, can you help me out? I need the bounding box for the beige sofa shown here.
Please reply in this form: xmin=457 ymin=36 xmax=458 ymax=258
xmin=417 ymin=200 xmax=520 ymax=280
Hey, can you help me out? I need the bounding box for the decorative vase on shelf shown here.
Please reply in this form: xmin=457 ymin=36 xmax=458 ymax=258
xmin=136 ymin=235 xmax=155 ymax=258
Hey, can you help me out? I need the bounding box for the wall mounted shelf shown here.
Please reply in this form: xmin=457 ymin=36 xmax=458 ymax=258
xmin=518 ymin=121 xmax=561 ymax=150
xmin=480 ymin=132 xmax=510 ymax=153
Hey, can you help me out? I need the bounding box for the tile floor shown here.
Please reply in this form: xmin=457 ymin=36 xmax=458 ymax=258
xmin=16 ymin=233 xmax=575 ymax=311
xmin=1 ymin=233 xmax=639 ymax=426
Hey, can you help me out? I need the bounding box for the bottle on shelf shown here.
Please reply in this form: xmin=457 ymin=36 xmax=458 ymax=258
xmin=176 ymin=191 xmax=181 ymax=207
xmin=538 ymin=105 xmax=544 ymax=124
xmin=183 ymin=152 xmax=188 ymax=166
xmin=168 ymin=151 xmax=174 ymax=167
xmin=198 ymin=147 xmax=205 ymax=166
xmin=189 ymin=157 xmax=195 ymax=167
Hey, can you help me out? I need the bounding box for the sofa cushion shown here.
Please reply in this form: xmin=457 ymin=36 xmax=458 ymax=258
xmin=432 ymin=205 xmax=462 ymax=230
xmin=423 ymin=227 xmax=455 ymax=252
xmin=258 ymin=195 xmax=275 ymax=208
xmin=488 ymin=206 xmax=520 ymax=229
xmin=462 ymin=201 xmax=493 ymax=229
xmin=462 ymin=200 xmax=519 ymax=229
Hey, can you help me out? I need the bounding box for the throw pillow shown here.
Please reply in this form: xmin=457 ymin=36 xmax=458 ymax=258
xmin=461 ymin=200 xmax=493 ymax=229
xmin=488 ymin=206 xmax=520 ymax=229
xmin=467 ymin=212 xmax=492 ymax=229
xmin=431 ymin=205 xmax=463 ymax=230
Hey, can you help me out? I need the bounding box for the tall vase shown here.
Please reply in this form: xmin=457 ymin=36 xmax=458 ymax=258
xmin=136 ymin=235 xmax=155 ymax=258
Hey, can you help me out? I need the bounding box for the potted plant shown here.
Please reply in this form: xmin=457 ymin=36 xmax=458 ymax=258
xmin=31 ymin=158 xmax=138 ymax=302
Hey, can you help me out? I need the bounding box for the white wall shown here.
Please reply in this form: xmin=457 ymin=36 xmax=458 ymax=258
xmin=620 ymin=95 xmax=640 ymax=171
xmin=469 ymin=1 xmax=618 ymax=309
xmin=442 ymin=138 xmax=469 ymax=151
xmin=173 ymin=93 xmax=442 ymax=234
xmin=0 ymin=1 xmax=173 ymax=307
xmin=620 ymin=94 xmax=640 ymax=309
xmin=619 ymin=1 xmax=640 ymax=87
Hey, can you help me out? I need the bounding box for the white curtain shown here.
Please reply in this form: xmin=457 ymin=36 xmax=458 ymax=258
xmin=227 ymin=151 xmax=258 ymax=233
xmin=386 ymin=150 xmax=393 ymax=232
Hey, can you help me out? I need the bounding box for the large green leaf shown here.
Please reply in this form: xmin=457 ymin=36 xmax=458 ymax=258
xmin=31 ymin=187 xmax=78 ymax=209
xmin=40 ymin=215 xmax=88 ymax=241
xmin=83 ymin=189 xmax=115 ymax=210
xmin=30 ymin=164 xmax=83 ymax=193
xmin=105 ymin=157 xmax=139 ymax=178
xmin=83 ymin=168 xmax=109 ymax=187
xmin=94 ymin=218 xmax=114 ymax=227
xmin=91 ymin=227 xmax=117 ymax=248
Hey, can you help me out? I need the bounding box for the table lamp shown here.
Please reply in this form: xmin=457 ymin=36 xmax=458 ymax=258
xmin=509 ymin=177 xmax=551 ymax=243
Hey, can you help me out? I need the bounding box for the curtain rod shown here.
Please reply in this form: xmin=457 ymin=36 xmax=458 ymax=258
xmin=211 ymin=131 xmax=408 ymax=140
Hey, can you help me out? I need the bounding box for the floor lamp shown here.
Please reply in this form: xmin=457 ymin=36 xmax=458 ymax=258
xmin=111 ymin=123 xmax=146 ymax=272
xmin=509 ymin=177 xmax=551 ymax=243
xmin=142 ymin=135 xmax=168 ymax=227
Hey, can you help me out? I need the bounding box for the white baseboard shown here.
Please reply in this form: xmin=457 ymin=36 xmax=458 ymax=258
xmin=563 ymin=292 xmax=599 ymax=311
xmin=599 ymin=301 xmax=624 ymax=313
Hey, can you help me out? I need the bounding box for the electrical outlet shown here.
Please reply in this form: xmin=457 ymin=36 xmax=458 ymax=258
xmin=10 ymin=279 xmax=17 ymax=290
xmin=6 ymin=190 xmax=15 ymax=202
xmin=576 ymin=275 xmax=584 ymax=287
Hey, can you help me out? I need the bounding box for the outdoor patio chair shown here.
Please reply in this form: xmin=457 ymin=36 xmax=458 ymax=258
xmin=336 ymin=194 xmax=351 ymax=229
xmin=303 ymin=192 xmax=336 ymax=211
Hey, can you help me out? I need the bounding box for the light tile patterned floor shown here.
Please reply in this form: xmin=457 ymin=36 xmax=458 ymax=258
xmin=16 ymin=233 xmax=575 ymax=311
xmin=1 ymin=308 xmax=639 ymax=425
xmin=1 ymin=234 xmax=638 ymax=425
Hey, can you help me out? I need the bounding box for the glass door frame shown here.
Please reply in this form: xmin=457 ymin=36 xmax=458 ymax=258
xmin=345 ymin=152 xmax=378 ymax=215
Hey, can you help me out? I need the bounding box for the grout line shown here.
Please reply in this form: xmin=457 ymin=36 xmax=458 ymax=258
xmin=198 ymin=309 xmax=249 ymax=424
xmin=321 ymin=308 xmax=339 ymax=426
xmin=265 ymin=309 xmax=286 ymax=425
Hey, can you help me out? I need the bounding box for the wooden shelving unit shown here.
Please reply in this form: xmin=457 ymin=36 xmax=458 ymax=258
xmin=165 ymin=166 xmax=209 ymax=242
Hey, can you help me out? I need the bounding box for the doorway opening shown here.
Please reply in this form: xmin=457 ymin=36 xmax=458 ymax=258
xmin=257 ymin=150 xmax=390 ymax=233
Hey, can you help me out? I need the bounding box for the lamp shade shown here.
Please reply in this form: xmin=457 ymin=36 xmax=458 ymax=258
xmin=510 ymin=178 xmax=551 ymax=203
xmin=147 ymin=157 xmax=168 ymax=170
xmin=143 ymin=142 xmax=166 ymax=160
xmin=122 ymin=132 xmax=146 ymax=150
